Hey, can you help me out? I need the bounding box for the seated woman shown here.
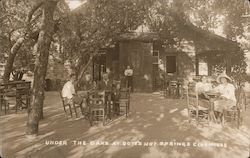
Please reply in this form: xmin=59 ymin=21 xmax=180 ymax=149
xmin=213 ymin=73 xmax=236 ymax=121
xmin=195 ymin=76 xmax=212 ymax=107
xmin=196 ymin=76 xmax=213 ymax=93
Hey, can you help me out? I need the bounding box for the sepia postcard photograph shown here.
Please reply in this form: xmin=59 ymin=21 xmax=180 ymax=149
xmin=0 ymin=0 xmax=250 ymax=157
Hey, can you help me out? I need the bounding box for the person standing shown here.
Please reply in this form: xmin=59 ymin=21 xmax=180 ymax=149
xmin=124 ymin=65 xmax=133 ymax=92
xmin=106 ymin=68 xmax=113 ymax=82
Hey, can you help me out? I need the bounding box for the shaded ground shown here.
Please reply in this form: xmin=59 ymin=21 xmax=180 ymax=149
xmin=1 ymin=92 xmax=250 ymax=158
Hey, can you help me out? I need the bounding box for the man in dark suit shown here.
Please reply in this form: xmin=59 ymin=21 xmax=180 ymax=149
xmin=97 ymin=73 xmax=113 ymax=91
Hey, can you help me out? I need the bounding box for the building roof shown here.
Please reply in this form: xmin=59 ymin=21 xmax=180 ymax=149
xmin=71 ymin=2 xmax=241 ymax=52
xmin=117 ymin=32 xmax=159 ymax=42
xmin=169 ymin=11 xmax=241 ymax=53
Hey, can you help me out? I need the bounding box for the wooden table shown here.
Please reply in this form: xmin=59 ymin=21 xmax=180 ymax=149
xmin=204 ymin=91 xmax=221 ymax=122
xmin=1 ymin=81 xmax=31 ymax=113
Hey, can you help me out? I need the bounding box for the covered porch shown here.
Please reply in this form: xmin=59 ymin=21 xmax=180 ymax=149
xmin=195 ymin=50 xmax=240 ymax=76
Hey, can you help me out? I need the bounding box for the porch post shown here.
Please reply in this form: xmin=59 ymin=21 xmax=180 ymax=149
xmin=208 ymin=54 xmax=212 ymax=76
xmin=225 ymin=52 xmax=232 ymax=75
xmin=195 ymin=54 xmax=199 ymax=76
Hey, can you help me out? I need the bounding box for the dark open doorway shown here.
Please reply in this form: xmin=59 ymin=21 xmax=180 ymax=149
xmin=93 ymin=52 xmax=106 ymax=82
xmin=166 ymin=55 xmax=177 ymax=74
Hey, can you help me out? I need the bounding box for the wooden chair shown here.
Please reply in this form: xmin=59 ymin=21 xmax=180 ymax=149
xmin=59 ymin=92 xmax=73 ymax=119
xmin=16 ymin=81 xmax=31 ymax=111
xmin=115 ymin=88 xmax=130 ymax=116
xmin=71 ymin=96 xmax=85 ymax=118
xmin=87 ymin=91 xmax=106 ymax=125
xmin=186 ymin=82 xmax=209 ymax=125
xmin=177 ymin=80 xmax=184 ymax=99
xmin=222 ymin=86 xmax=244 ymax=129
xmin=169 ymin=80 xmax=178 ymax=97
xmin=1 ymin=82 xmax=19 ymax=114
xmin=0 ymin=86 xmax=10 ymax=115
xmin=79 ymin=96 xmax=93 ymax=126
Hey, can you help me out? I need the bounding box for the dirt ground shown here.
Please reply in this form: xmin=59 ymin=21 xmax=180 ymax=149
xmin=1 ymin=92 xmax=250 ymax=158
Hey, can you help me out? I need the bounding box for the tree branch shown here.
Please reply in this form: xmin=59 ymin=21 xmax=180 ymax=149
xmin=76 ymin=56 xmax=93 ymax=85
xmin=26 ymin=1 xmax=44 ymax=24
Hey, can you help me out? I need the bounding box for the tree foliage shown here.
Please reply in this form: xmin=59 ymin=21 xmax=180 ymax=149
xmin=1 ymin=0 xmax=248 ymax=81
xmin=57 ymin=0 xmax=155 ymax=82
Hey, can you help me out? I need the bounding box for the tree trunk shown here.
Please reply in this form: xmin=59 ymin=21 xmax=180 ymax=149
xmin=26 ymin=0 xmax=57 ymax=135
xmin=3 ymin=38 xmax=24 ymax=83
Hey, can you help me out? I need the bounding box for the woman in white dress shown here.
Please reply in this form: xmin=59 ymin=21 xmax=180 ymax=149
xmin=213 ymin=73 xmax=236 ymax=122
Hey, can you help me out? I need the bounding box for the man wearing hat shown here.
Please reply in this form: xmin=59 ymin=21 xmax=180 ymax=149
xmin=213 ymin=73 xmax=236 ymax=122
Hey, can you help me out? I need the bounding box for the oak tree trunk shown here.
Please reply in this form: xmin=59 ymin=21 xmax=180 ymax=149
xmin=26 ymin=0 xmax=57 ymax=135
xmin=3 ymin=38 xmax=24 ymax=83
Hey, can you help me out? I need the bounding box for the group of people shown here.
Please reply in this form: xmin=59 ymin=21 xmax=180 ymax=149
xmin=61 ymin=65 xmax=134 ymax=110
xmin=62 ymin=65 xmax=237 ymax=123
xmin=194 ymin=73 xmax=236 ymax=122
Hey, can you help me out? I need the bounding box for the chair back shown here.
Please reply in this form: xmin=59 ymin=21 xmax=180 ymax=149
xmin=59 ymin=91 xmax=72 ymax=106
xmin=88 ymin=98 xmax=104 ymax=108
xmin=118 ymin=88 xmax=130 ymax=100
xmin=59 ymin=91 xmax=66 ymax=105
xmin=169 ymin=80 xmax=178 ymax=88
xmin=16 ymin=81 xmax=31 ymax=95
xmin=88 ymin=90 xmax=105 ymax=99
xmin=87 ymin=90 xmax=106 ymax=105
xmin=186 ymin=82 xmax=198 ymax=108
xmin=0 ymin=85 xmax=6 ymax=101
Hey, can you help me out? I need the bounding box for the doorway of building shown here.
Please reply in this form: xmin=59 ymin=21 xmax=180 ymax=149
xmin=166 ymin=55 xmax=177 ymax=74
xmin=93 ymin=52 xmax=106 ymax=81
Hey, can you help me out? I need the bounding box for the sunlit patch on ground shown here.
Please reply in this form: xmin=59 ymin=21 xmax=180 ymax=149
xmin=169 ymin=108 xmax=178 ymax=114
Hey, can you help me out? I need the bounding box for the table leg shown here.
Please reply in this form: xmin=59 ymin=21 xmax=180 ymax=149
xmin=209 ymin=98 xmax=216 ymax=123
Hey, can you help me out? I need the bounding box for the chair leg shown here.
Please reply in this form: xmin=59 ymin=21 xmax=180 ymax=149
xmin=103 ymin=109 xmax=105 ymax=125
xmin=7 ymin=102 xmax=10 ymax=112
xmin=128 ymin=101 xmax=130 ymax=112
xmin=88 ymin=115 xmax=93 ymax=126
xmin=68 ymin=105 xmax=73 ymax=117
xmin=221 ymin=111 xmax=225 ymax=127
xmin=88 ymin=108 xmax=93 ymax=126
xmin=15 ymin=102 xmax=18 ymax=114
xmin=237 ymin=110 xmax=241 ymax=129
xmin=80 ymin=105 xmax=84 ymax=116
xmin=73 ymin=104 xmax=78 ymax=118
xmin=91 ymin=110 xmax=94 ymax=123
xmin=127 ymin=103 xmax=129 ymax=116
xmin=125 ymin=102 xmax=128 ymax=117
xmin=188 ymin=110 xmax=191 ymax=123
xmin=4 ymin=101 xmax=7 ymax=114
xmin=63 ymin=105 xmax=68 ymax=119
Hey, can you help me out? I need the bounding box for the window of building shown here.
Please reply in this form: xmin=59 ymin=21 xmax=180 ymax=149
xmin=153 ymin=50 xmax=159 ymax=64
xmin=196 ymin=55 xmax=209 ymax=76
xmin=198 ymin=59 xmax=209 ymax=76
